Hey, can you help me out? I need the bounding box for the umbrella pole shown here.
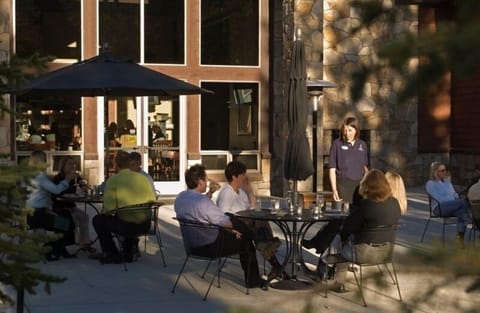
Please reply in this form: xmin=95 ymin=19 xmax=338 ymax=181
xmin=104 ymin=95 xmax=109 ymax=180
xmin=312 ymin=108 xmax=318 ymax=193
xmin=293 ymin=180 xmax=298 ymax=206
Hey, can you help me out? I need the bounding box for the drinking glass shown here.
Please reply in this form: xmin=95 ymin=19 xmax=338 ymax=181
xmin=287 ymin=197 xmax=295 ymax=215
xmin=316 ymin=193 xmax=324 ymax=211
xmin=271 ymin=199 xmax=280 ymax=214
xmin=312 ymin=204 xmax=321 ymax=219
xmin=296 ymin=204 xmax=303 ymax=217
xmin=255 ymin=199 xmax=262 ymax=211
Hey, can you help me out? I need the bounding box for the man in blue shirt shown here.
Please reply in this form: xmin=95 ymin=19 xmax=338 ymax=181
xmin=175 ymin=164 xmax=268 ymax=290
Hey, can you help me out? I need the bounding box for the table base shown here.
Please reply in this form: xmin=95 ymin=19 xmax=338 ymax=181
xmin=269 ymin=279 xmax=313 ymax=290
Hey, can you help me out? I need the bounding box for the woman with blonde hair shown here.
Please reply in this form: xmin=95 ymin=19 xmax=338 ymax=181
xmin=385 ymin=171 xmax=408 ymax=215
xmin=426 ymin=161 xmax=470 ymax=244
xmin=303 ymin=169 xmax=401 ymax=282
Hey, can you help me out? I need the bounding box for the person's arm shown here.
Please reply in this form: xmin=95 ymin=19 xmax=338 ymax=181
xmin=329 ymin=168 xmax=341 ymax=201
xmin=328 ymin=141 xmax=342 ymax=202
xmin=220 ymin=218 xmax=242 ymax=239
xmin=38 ymin=173 xmax=71 ymax=195
xmin=426 ymin=180 xmax=444 ymax=201
xmin=446 ymin=180 xmax=459 ymax=199
xmin=206 ymin=180 xmax=220 ymax=199
xmin=241 ymin=176 xmax=256 ymax=208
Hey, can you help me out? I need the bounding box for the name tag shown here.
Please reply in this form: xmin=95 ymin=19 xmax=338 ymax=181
xmin=341 ymin=145 xmax=349 ymax=150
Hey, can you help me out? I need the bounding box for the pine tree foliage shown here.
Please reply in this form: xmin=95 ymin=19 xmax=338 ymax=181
xmin=0 ymin=52 xmax=63 ymax=308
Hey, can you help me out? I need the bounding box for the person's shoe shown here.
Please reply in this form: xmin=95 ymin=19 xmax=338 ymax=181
xmin=329 ymin=281 xmax=348 ymax=293
xmin=301 ymin=238 xmax=315 ymax=250
xmin=327 ymin=265 xmax=336 ymax=280
xmin=99 ymin=253 xmax=122 ymax=264
xmin=267 ymin=265 xmax=284 ymax=281
xmin=247 ymin=278 xmax=269 ymax=291
xmin=301 ymin=238 xmax=326 ymax=254
xmin=281 ymin=270 xmax=291 ymax=280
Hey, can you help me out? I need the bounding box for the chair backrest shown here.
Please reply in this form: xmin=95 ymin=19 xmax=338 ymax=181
xmin=469 ymin=199 xmax=480 ymax=229
xmin=174 ymin=217 xmax=221 ymax=257
xmin=426 ymin=191 xmax=441 ymax=217
xmin=352 ymin=224 xmax=398 ymax=265
xmin=113 ymin=202 xmax=155 ymax=226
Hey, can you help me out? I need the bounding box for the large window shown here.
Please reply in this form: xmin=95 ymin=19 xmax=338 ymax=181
xmin=15 ymin=0 xmax=81 ymax=61
xmin=99 ymin=0 xmax=184 ymax=64
xmin=16 ymin=95 xmax=82 ymax=151
xmin=201 ymin=82 xmax=259 ymax=169
xmin=145 ymin=1 xmax=184 ymax=64
xmin=201 ymin=0 xmax=259 ymax=66
xmin=99 ymin=0 xmax=140 ymax=62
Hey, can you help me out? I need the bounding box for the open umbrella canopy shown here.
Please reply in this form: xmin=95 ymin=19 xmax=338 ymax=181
xmin=284 ymin=39 xmax=314 ymax=181
xmin=12 ymin=50 xmax=212 ymax=180
xmin=14 ymin=51 xmax=211 ymax=97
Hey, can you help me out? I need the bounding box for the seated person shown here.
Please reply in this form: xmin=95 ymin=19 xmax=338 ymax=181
xmin=107 ymin=122 xmax=121 ymax=147
xmin=118 ymin=119 xmax=137 ymax=147
xmin=92 ymin=151 xmax=156 ymax=264
xmin=129 ymin=151 xmax=155 ymax=192
xmin=385 ymin=171 xmax=408 ymax=215
xmin=332 ymin=169 xmax=402 ymax=288
xmin=460 ymin=164 xmax=480 ymax=197
xmin=468 ymin=179 xmax=480 ymax=229
xmin=175 ymin=164 xmax=269 ymax=290
xmin=468 ymin=178 xmax=480 ymax=201
xmin=216 ymin=161 xmax=284 ymax=280
xmin=26 ymin=150 xmax=77 ymax=261
xmin=51 ymin=156 xmax=95 ymax=254
xmin=302 ymin=170 xmax=404 ymax=280
xmin=151 ymin=125 xmax=166 ymax=145
xmin=426 ymin=162 xmax=471 ymax=245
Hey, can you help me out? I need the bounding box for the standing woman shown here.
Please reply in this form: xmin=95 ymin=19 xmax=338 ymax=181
xmin=328 ymin=117 xmax=369 ymax=206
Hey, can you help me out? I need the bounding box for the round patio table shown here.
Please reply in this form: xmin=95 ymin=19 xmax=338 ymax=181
xmin=57 ymin=193 xmax=104 ymax=249
xmin=235 ymin=207 xmax=348 ymax=290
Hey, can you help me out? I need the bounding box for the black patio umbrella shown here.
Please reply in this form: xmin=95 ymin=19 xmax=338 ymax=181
xmin=13 ymin=50 xmax=212 ymax=179
xmin=14 ymin=50 xmax=211 ymax=96
xmin=284 ymin=39 xmax=314 ymax=185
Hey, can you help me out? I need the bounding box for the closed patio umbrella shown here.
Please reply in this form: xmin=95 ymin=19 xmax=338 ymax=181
xmin=284 ymin=39 xmax=313 ymax=184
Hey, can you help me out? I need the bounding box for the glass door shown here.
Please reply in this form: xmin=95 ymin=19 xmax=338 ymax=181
xmin=142 ymin=96 xmax=185 ymax=195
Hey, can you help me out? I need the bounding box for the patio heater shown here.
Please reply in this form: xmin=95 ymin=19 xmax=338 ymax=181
xmin=307 ymin=79 xmax=335 ymax=193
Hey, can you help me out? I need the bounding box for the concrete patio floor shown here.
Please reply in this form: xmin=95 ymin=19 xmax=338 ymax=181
xmin=1 ymin=187 xmax=479 ymax=313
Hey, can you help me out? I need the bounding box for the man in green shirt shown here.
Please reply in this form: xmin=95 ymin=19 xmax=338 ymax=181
xmin=92 ymin=151 xmax=156 ymax=264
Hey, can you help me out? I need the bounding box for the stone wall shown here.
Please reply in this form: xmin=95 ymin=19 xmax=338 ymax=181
xmin=291 ymin=0 xmax=426 ymax=187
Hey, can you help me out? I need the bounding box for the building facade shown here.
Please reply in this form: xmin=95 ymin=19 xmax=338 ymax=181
xmin=1 ymin=0 xmax=479 ymax=196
